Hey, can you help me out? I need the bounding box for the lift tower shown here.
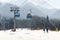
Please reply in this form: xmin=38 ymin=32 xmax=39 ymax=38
xmin=10 ymin=7 xmax=20 ymax=31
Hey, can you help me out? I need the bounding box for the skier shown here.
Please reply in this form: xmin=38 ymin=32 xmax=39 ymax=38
xmin=56 ymin=27 xmax=58 ymax=32
xmin=43 ymin=27 xmax=45 ymax=33
xmin=46 ymin=27 xmax=48 ymax=33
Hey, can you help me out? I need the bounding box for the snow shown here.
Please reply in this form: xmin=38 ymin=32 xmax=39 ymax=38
xmin=0 ymin=28 xmax=60 ymax=40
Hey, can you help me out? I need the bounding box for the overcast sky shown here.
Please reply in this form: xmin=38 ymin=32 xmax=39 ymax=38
xmin=0 ymin=0 xmax=60 ymax=9
xmin=0 ymin=0 xmax=60 ymax=20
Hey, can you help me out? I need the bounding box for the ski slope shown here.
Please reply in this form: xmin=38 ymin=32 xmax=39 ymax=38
xmin=0 ymin=28 xmax=60 ymax=40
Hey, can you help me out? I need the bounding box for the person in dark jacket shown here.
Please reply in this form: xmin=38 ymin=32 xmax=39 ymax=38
xmin=43 ymin=27 xmax=45 ymax=33
xmin=46 ymin=27 xmax=48 ymax=33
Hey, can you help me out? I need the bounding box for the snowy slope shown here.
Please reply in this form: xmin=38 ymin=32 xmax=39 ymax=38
xmin=0 ymin=28 xmax=60 ymax=40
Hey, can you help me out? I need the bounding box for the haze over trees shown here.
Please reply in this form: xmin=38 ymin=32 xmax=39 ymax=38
xmin=0 ymin=15 xmax=60 ymax=31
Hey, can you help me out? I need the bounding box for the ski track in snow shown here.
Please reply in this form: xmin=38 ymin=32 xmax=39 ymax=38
xmin=0 ymin=29 xmax=60 ymax=40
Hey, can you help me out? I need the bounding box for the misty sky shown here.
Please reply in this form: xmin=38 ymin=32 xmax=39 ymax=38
xmin=0 ymin=0 xmax=60 ymax=9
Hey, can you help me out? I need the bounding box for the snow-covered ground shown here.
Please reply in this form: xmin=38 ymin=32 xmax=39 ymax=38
xmin=0 ymin=28 xmax=60 ymax=40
